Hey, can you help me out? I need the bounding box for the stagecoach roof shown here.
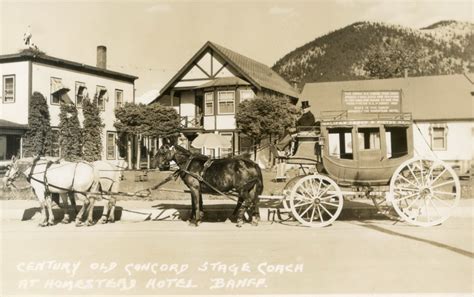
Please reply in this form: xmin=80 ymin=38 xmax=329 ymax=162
xmin=301 ymin=74 xmax=473 ymax=121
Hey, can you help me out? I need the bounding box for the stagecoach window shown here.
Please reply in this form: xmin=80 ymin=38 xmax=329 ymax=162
xmin=328 ymin=128 xmax=353 ymax=159
xmin=385 ymin=126 xmax=408 ymax=158
xmin=358 ymin=128 xmax=380 ymax=150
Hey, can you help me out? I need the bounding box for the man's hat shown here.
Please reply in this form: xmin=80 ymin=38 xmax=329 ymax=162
xmin=301 ymin=100 xmax=311 ymax=109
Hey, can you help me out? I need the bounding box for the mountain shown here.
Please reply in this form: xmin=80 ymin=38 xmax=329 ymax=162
xmin=272 ymin=21 xmax=473 ymax=88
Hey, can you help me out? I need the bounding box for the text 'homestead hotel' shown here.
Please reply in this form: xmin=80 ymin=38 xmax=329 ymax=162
xmin=0 ymin=46 xmax=137 ymax=163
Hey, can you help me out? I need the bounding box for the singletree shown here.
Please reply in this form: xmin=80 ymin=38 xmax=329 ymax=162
xmin=59 ymin=103 xmax=82 ymax=161
xmin=82 ymin=95 xmax=104 ymax=162
xmin=22 ymin=92 xmax=53 ymax=157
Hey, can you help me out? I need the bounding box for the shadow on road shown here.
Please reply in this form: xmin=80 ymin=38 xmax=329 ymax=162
xmin=357 ymin=222 xmax=474 ymax=259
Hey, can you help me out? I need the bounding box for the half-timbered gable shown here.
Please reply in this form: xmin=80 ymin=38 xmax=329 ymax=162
xmin=152 ymin=41 xmax=299 ymax=157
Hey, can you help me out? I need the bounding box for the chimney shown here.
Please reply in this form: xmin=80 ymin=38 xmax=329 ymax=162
xmin=290 ymin=80 xmax=298 ymax=90
xmin=96 ymin=45 xmax=107 ymax=69
xmin=404 ymin=69 xmax=408 ymax=78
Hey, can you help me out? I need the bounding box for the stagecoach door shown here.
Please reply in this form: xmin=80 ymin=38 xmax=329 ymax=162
xmin=356 ymin=126 xmax=384 ymax=168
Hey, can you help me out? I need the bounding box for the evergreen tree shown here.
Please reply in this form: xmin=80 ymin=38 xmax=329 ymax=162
xmin=59 ymin=103 xmax=82 ymax=161
xmin=22 ymin=92 xmax=53 ymax=157
xmin=82 ymin=95 xmax=104 ymax=162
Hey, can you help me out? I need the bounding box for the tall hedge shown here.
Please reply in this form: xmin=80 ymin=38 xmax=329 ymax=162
xmin=22 ymin=92 xmax=53 ymax=157
xmin=59 ymin=103 xmax=82 ymax=161
xmin=82 ymin=95 xmax=104 ymax=161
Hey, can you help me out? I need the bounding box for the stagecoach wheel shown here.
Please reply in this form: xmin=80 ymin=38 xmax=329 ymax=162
xmin=282 ymin=175 xmax=306 ymax=211
xmin=389 ymin=157 xmax=460 ymax=227
xmin=289 ymin=174 xmax=343 ymax=227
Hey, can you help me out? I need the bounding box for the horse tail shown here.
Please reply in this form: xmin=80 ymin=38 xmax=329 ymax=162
xmin=254 ymin=163 xmax=264 ymax=196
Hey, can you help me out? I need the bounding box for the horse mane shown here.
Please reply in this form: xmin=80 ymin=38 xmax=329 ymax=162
xmin=174 ymin=145 xmax=208 ymax=161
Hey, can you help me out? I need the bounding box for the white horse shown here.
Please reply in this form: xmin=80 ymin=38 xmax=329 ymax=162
xmin=3 ymin=156 xmax=99 ymax=227
xmin=87 ymin=160 xmax=127 ymax=224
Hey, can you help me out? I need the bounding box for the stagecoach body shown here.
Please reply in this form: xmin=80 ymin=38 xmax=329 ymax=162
xmin=320 ymin=112 xmax=413 ymax=186
xmin=265 ymin=111 xmax=461 ymax=228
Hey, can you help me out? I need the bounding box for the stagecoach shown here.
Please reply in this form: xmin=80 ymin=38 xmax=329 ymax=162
xmin=264 ymin=110 xmax=460 ymax=227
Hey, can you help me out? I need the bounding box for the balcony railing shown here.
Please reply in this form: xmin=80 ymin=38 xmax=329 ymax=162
xmin=180 ymin=116 xmax=203 ymax=129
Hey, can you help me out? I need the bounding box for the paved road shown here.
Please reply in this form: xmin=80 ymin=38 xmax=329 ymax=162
xmin=1 ymin=217 xmax=473 ymax=296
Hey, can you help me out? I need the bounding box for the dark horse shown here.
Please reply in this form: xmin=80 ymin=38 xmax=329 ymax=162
xmin=156 ymin=144 xmax=263 ymax=227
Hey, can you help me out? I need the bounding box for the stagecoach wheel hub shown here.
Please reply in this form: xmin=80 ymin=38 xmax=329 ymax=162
xmin=313 ymin=198 xmax=321 ymax=205
xmin=389 ymin=157 xmax=460 ymax=227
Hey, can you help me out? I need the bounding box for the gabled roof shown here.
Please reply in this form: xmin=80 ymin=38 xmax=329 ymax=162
xmin=0 ymin=52 xmax=138 ymax=83
xmin=158 ymin=41 xmax=298 ymax=99
xmin=300 ymin=74 xmax=474 ymax=121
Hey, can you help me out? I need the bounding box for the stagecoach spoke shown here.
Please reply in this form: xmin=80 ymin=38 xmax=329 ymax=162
xmin=310 ymin=206 xmax=316 ymax=223
xmin=294 ymin=192 xmax=313 ymax=202
xmin=407 ymin=164 xmax=421 ymax=187
xmin=294 ymin=201 xmax=313 ymax=208
xmin=431 ymin=180 xmax=455 ymax=189
xmin=397 ymin=174 xmax=419 ymax=188
xmin=432 ymin=190 xmax=457 ymax=196
xmin=418 ymin=160 xmax=425 ymax=185
xmin=426 ymin=161 xmax=435 ymax=184
xmin=394 ymin=191 xmax=419 ymax=202
xmin=320 ymin=194 xmax=339 ymax=200
xmin=428 ymin=196 xmax=442 ymax=218
xmin=317 ymin=206 xmax=324 ymax=223
xmin=431 ymin=194 xmax=452 ymax=207
xmin=320 ymin=201 xmax=339 ymax=207
xmin=394 ymin=186 xmax=419 ymax=192
xmin=300 ymin=185 xmax=315 ymax=200
xmin=405 ymin=194 xmax=422 ymax=210
xmin=308 ymin=179 xmax=319 ymax=198
xmin=429 ymin=168 xmax=447 ymax=185
xmin=319 ymin=204 xmax=335 ymax=218
xmin=299 ymin=204 xmax=314 ymax=218
xmin=423 ymin=196 xmax=430 ymax=222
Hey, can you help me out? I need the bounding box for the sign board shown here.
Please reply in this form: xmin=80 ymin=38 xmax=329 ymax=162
xmin=342 ymin=90 xmax=401 ymax=114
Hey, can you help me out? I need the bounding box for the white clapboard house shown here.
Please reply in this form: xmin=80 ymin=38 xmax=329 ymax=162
xmin=0 ymin=46 xmax=137 ymax=164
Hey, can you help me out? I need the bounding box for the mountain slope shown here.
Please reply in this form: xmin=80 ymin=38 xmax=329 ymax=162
xmin=272 ymin=21 xmax=473 ymax=88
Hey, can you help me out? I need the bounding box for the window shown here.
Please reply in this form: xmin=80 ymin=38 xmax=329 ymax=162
xmin=75 ymin=82 xmax=86 ymax=107
xmin=385 ymin=126 xmax=408 ymax=158
xmin=240 ymin=89 xmax=254 ymax=101
xmin=205 ymin=148 xmax=216 ymax=158
xmin=328 ymin=128 xmax=353 ymax=159
xmin=106 ymin=132 xmax=116 ymax=159
xmin=358 ymin=128 xmax=380 ymax=150
xmin=218 ymin=91 xmax=235 ymax=114
xmin=219 ymin=132 xmax=233 ymax=157
xmin=50 ymin=77 xmax=63 ymax=105
xmin=115 ymin=89 xmax=123 ymax=108
xmin=96 ymin=86 xmax=107 ymax=110
xmin=51 ymin=129 xmax=60 ymax=157
xmin=3 ymin=75 xmax=15 ymax=103
xmin=430 ymin=125 xmax=447 ymax=150
xmin=204 ymin=92 xmax=214 ymax=115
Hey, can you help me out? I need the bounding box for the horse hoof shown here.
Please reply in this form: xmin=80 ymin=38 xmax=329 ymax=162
xmin=108 ymin=219 xmax=115 ymax=223
xmin=99 ymin=219 xmax=107 ymax=224
xmin=38 ymin=222 xmax=48 ymax=227
xmin=61 ymin=219 xmax=70 ymax=224
xmin=75 ymin=221 xmax=84 ymax=227
xmin=86 ymin=221 xmax=94 ymax=227
xmin=48 ymin=222 xmax=54 ymax=226
xmin=251 ymin=221 xmax=259 ymax=226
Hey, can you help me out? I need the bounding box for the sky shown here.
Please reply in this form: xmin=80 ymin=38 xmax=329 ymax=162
xmin=1 ymin=0 xmax=472 ymax=102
